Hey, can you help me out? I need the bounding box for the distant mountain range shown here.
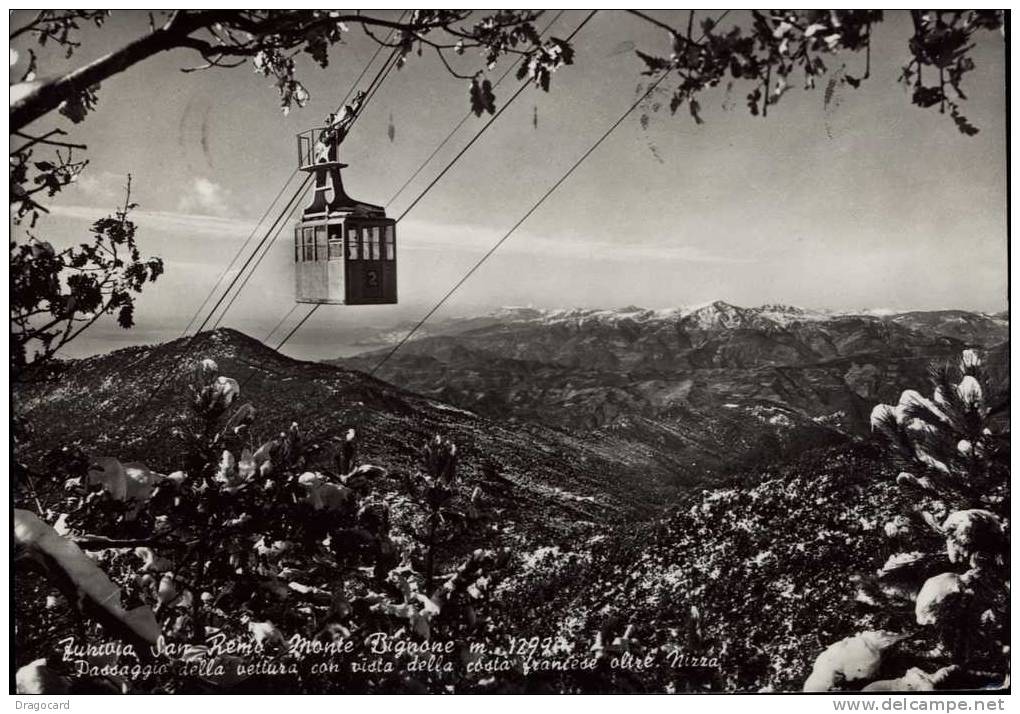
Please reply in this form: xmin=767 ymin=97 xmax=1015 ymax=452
xmin=334 ymin=302 xmax=1007 ymax=416
xmin=341 ymin=303 xmax=1009 ymax=352
xmin=332 ymin=302 xmax=1008 ymax=472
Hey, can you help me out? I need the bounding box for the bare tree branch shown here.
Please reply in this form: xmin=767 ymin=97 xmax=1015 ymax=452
xmin=11 ymin=129 xmax=87 ymax=153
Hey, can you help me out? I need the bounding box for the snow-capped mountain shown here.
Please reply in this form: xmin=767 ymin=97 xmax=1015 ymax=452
xmin=333 ymin=301 xmax=1008 ymax=436
xmin=352 ymin=301 xmax=1006 ymax=346
xmin=455 ymin=301 xmax=833 ymax=331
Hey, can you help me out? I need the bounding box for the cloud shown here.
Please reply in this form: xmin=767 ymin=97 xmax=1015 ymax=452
xmin=47 ymin=204 xmax=260 ymax=238
xmin=397 ymin=218 xmax=756 ymax=265
xmin=42 ymin=204 xmax=747 ymax=268
xmin=177 ymin=177 xmax=233 ymax=217
xmin=72 ymin=170 xmax=125 ymax=201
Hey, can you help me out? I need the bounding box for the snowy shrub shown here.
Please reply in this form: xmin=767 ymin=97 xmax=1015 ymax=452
xmin=805 ymin=350 xmax=1009 ymax=691
xmin=13 ymin=360 xmax=507 ymax=693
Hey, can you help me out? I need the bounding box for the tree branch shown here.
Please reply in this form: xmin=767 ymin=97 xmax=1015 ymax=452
xmin=10 ymin=11 xmax=49 ymax=40
xmin=432 ymin=46 xmax=475 ymax=80
xmin=12 ymin=27 xmax=178 ymax=130
xmin=9 ymin=12 xmax=398 ymax=130
xmin=50 ymin=304 xmax=114 ymax=356
xmin=12 ymin=129 xmax=88 ymax=153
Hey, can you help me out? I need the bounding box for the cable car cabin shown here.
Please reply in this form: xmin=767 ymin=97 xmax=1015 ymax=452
xmin=293 ymin=126 xmax=397 ymax=305
xmin=293 ymin=219 xmax=397 ymax=305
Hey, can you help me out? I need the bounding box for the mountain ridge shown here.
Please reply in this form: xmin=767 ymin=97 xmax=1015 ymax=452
xmin=342 ymin=301 xmax=1008 ymax=350
xmin=333 ymin=302 xmax=1006 ymax=429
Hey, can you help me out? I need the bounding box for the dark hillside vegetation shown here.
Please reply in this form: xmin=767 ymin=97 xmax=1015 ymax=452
xmin=12 ymin=326 xmax=1008 ymax=693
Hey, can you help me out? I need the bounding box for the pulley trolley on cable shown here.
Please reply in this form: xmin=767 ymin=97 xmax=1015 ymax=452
xmin=294 ymin=120 xmax=397 ymax=305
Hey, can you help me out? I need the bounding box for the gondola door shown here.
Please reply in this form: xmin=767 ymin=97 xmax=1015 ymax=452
xmin=360 ymin=225 xmax=384 ymax=300
xmin=344 ymin=222 xmax=396 ymax=304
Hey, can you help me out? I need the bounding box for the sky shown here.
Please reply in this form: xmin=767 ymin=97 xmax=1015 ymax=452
xmin=10 ymin=10 xmax=1008 ymax=361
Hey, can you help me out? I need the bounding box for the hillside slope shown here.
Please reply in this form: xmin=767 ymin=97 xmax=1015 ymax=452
xmin=491 ymin=443 xmax=926 ymax=692
xmin=14 ymin=328 xmax=683 ymax=530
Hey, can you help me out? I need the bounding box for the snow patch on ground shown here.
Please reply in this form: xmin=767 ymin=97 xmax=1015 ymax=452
xmin=748 ymin=405 xmax=795 ymax=428
xmin=549 ymin=486 xmax=597 ymax=504
xmin=428 ymin=401 xmax=477 ymax=417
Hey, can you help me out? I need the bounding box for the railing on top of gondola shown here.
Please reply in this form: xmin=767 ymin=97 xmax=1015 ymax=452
xmin=296 ymin=127 xmax=343 ymax=170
